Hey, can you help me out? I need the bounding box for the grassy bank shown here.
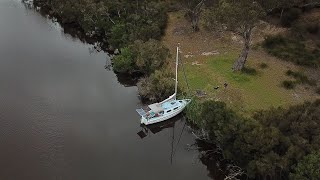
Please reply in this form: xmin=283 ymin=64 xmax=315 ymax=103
xmin=163 ymin=12 xmax=320 ymax=113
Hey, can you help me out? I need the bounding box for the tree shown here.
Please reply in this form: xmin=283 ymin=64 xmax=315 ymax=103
xmin=187 ymin=98 xmax=320 ymax=179
xmin=132 ymin=39 xmax=170 ymax=75
xmin=290 ymin=151 xmax=320 ymax=180
xmin=112 ymin=39 xmax=169 ymax=75
xmin=137 ymin=69 xmax=176 ymax=102
xmin=203 ymin=0 xmax=265 ymax=71
xmin=177 ymin=0 xmax=207 ymax=31
xmin=113 ymin=47 xmax=134 ymax=73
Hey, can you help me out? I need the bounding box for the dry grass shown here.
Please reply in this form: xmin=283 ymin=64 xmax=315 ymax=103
xmin=162 ymin=12 xmax=320 ymax=113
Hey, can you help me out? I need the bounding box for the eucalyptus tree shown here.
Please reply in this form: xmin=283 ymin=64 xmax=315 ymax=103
xmin=204 ymin=0 xmax=266 ymax=71
xmin=177 ymin=0 xmax=207 ymax=31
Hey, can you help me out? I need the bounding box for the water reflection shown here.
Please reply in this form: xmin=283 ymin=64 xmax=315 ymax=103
xmin=0 ymin=1 xmax=213 ymax=179
xmin=138 ymin=115 xmax=182 ymax=138
xmin=138 ymin=115 xmax=187 ymax=164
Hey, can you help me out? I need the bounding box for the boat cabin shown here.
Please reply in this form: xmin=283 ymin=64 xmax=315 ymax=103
xmin=148 ymin=100 xmax=183 ymax=119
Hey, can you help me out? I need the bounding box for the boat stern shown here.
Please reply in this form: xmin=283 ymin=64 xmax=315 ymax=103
xmin=140 ymin=116 xmax=148 ymax=125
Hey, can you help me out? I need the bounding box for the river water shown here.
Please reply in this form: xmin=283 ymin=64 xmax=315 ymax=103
xmin=0 ymin=0 xmax=212 ymax=179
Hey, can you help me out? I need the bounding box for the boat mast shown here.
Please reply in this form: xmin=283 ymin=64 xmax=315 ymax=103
xmin=174 ymin=45 xmax=179 ymax=99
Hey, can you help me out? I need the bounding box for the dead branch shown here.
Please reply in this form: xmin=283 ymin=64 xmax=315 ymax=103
xmin=224 ymin=165 xmax=245 ymax=180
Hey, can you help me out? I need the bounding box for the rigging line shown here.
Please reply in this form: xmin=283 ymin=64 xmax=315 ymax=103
xmin=170 ymin=123 xmax=175 ymax=165
xmin=172 ymin=120 xmax=187 ymax=157
xmin=179 ymin=49 xmax=192 ymax=97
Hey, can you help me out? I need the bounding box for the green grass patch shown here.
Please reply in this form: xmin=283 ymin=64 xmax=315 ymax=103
xmin=179 ymin=53 xmax=294 ymax=111
xmin=208 ymin=54 xmax=252 ymax=84
xmin=263 ymin=35 xmax=320 ymax=67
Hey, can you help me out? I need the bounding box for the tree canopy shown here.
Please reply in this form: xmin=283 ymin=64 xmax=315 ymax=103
xmin=290 ymin=151 xmax=320 ymax=180
xmin=113 ymin=39 xmax=170 ymax=75
xmin=204 ymin=0 xmax=266 ymax=70
xmin=186 ymin=99 xmax=320 ymax=179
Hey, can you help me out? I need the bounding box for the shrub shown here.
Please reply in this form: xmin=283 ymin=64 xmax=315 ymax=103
xmin=131 ymin=39 xmax=170 ymax=75
xmin=263 ymin=35 xmax=286 ymax=49
xmin=281 ymin=8 xmax=302 ymax=27
xmin=185 ymin=99 xmax=238 ymax=142
xmin=259 ymin=63 xmax=268 ymax=69
xmin=282 ymin=80 xmax=296 ymax=89
xmin=113 ymin=47 xmax=134 ymax=73
xmin=316 ymin=87 xmax=320 ymax=95
xmin=292 ymin=21 xmax=320 ymax=37
xmin=109 ymin=23 xmax=130 ymax=49
xmin=113 ymin=39 xmax=169 ymax=75
xmin=263 ymin=35 xmax=320 ymax=67
xmin=286 ymin=70 xmax=316 ymax=86
xmin=306 ymin=23 xmax=319 ymax=34
xmin=137 ymin=69 xmax=176 ymax=102
xmin=185 ymin=98 xmax=203 ymax=126
xmin=290 ymin=151 xmax=320 ymax=180
xmin=241 ymin=67 xmax=257 ymax=75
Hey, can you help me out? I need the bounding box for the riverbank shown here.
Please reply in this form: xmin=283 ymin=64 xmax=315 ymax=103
xmin=0 ymin=1 xmax=214 ymax=179
xmin=29 ymin=0 xmax=173 ymax=89
xmin=25 ymin=1 xmax=320 ymax=179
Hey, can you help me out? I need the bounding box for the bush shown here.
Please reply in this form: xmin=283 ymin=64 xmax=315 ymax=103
xmin=35 ymin=0 xmax=169 ymax=51
xmin=259 ymin=63 xmax=268 ymax=69
xmin=113 ymin=47 xmax=134 ymax=73
xmin=137 ymin=69 xmax=176 ymax=102
xmin=109 ymin=23 xmax=130 ymax=49
xmin=290 ymin=151 xmax=320 ymax=180
xmin=306 ymin=23 xmax=319 ymax=34
xmin=263 ymin=35 xmax=320 ymax=67
xmin=185 ymin=99 xmax=239 ymax=142
xmin=282 ymin=80 xmax=296 ymax=89
xmin=132 ymin=39 xmax=170 ymax=75
xmin=286 ymin=70 xmax=316 ymax=86
xmin=241 ymin=67 xmax=257 ymax=75
xmin=281 ymin=8 xmax=302 ymax=27
xmin=185 ymin=98 xmax=203 ymax=126
xmin=292 ymin=21 xmax=320 ymax=37
xmin=316 ymin=87 xmax=320 ymax=95
xmin=112 ymin=39 xmax=169 ymax=75
xmin=263 ymin=35 xmax=287 ymax=49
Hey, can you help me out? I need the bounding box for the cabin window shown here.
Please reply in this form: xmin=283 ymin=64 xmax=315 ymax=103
xmin=173 ymin=107 xmax=178 ymax=110
xmin=171 ymin=102 xmax=176 ymax=105
xmin=167 ymin=110 xmax=172 ymax=113
xmin=179 ymin=100 xmax=182 ymax=103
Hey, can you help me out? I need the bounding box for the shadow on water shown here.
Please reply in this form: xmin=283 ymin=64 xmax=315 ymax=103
xmin=137 ymin=114 xmax=183 ymax=139
xmin=137 ymin=114 xmax=187 ymax=164
xmin=195 ymin=139 xmax=246 ymax=179
xmin=137 ymin=115 xmax=238 ymax=180
xmin=24 ymin=2 xmax=141 ymax=87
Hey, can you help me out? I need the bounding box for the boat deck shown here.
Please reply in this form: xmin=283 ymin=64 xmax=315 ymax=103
xmin=161 ymin=100 xmax=182 ymax=110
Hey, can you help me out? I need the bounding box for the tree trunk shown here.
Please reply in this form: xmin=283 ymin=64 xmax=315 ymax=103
xmin=191 ymin=13 xmax=200 ymax=31
xmin=232 ymin=28 xmax=252 ymax=71
xmin=190 ymin=0 xmax=205 ymax=32
xmin=280 ymin=8 xmax=284 ymax=20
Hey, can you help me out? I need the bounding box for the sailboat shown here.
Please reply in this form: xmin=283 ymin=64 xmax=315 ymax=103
xmin=136 ymin=46 xmax=191 ymax=125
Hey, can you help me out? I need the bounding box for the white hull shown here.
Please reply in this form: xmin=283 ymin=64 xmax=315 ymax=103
xmin=140 ymin=99 xmax=190 ymax=125
xmin=136 ymin=46 xmax=191 ymax=125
